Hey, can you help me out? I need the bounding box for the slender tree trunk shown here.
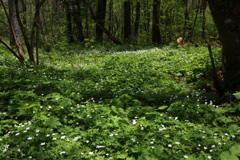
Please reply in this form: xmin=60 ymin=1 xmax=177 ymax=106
xmin=189 ymin=0 xmax=200 ymax=41
xmin=201 ymin=0 xmax=207 ymax=40
xmin=134 ymin=2 xmax=140 ymax=38
xmin=152 ymin=0 xmax=161 ymax=44
xmin=124 ymin=0 xmax=131 ymax=41
xmin=81 ymin=0 xmax=122 ymax=44
xmin=39 ymin=11 xmax=48 ymax=43
xmin=96 ymin=0 xmax=107 ymax=42
xmin=72 ymin=0 xmax=84 ymax=41
xmin=207 ymin=0 xmax=240 ymax=93
xmin=182 ymin=0 xmax=190 ymax=39
xmin=8 ymin=0 xmax=22 ymax=45
xmin=64 ymin=0 xmax=74 ymax=43
xmin=0 ymin=0 xmax=24 ymax=63
xmin=15 ymin=0 xmax=46 ymax=64
xmin=108 ymin=0 xmax=113 ymax=33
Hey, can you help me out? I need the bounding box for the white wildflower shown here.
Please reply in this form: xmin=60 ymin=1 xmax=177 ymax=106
xmin=132 ymin=119 xmax=137 ymax=125
xmin=175 ymin=142 xmax=180 ymax=145
xmin=27 ymin=137 xmax=33 ymax=140
xmin=89 ymin=152 xmax=94 ymax=155
xmin=60 ymin=151 xmax=66 ymax=154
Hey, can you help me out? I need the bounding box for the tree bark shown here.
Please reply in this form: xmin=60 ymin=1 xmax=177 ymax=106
xmin=201 ymin=0 xmax=207 ymax=39
xmin=64 ymin=0 xmax=74 ymax=43
xmin=108 ymin=0 xmax=113 ymax=33
xmin=134 ymin=2 xmax=140 ymax=38
xmin=15 ymin=0 xmax=47 ymax=64
xmin=80 ymin=0 xmax=122 ymax=45
xmin=207 ymin=0 xmax=240 ymax=93
xmin=124 ymin=0 xmax=131 ymax=41
xmin=152 ymin=0 xmax=162 ymax=44
xmin=189 ymin=0 xmax=200 ymax=41
xmin=8 ymin=0 xmax=22 ymax=45
xmin=96 ymin=0 xmax=107 ymax=42
xmin=72 ymin=0 xmax=84 ymax=41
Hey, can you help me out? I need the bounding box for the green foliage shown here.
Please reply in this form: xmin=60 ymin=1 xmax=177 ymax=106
xmin=0 ymin=45 xmax=239 ymax=159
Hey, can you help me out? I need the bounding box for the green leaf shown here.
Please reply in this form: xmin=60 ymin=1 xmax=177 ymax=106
xmin=230 ymin=144 xmax=240 ymax=156
xmin=217 ymin=116 xmax=234 ymax=123
xmin=111 ymin=105 xmax=118 ymax=114
xmin=220 ymin=151 xmax=239 ymax=160
xmin=186 ymin=155 xmax=198 ymax=160
xmin=214 ymin=108 xmax=229 ymax=114
xmin=17 ymin=103 xmax=38 ymax=109
xmin=46 ymin=116 xmax=62 ymax=128
xmin=158 ymin=105 xmax=168 ymax=110
xmin=139 ymin=120 xmax=154 ymax=128
xmin=233 ymin=92 xmax=240 ymax=100
xmin=116 ymin=153 xmax=128 ymax=159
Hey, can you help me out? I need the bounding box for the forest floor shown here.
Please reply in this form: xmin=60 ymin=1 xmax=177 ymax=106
xmin=0 ymin=44 xmax=240 ymax=160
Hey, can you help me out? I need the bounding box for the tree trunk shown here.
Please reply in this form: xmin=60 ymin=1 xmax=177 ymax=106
xmin=124 ymin=0 xmax=131 ymax=41
xmin=201 ymin=0 xmax=207 ymax=39
xmin=207 ymin=0 xmax=240 ymax=93
xmin=81 ymin=0 xmax=122 ymax=44
xmin=73 ymin=0 xmax=84 ymax=41
xmin=134 ymin=2 xmax=140 ymax=38
xmin=39 ymin=11 xmax=48 ymax=43
xmin=182 ymin=0 xmax=191 ymax=40
xmin=108 ymin=0 xmax=113 ymax=33
xmin=96 ymin=0 xmax=107 ymax=42
xmin=152 ymin=0 xmax=161 ymax=44
xmin=8 ymin=0 xmax=22 ymax=45
xmin=64 ymin=0 xmax=74 ymax=43
xmin=15 ymin=0 xmax=47 ymax=64
xmin=189 ymin=0 xmax=200 ymax=41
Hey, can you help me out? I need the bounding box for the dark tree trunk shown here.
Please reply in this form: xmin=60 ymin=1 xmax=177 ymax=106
xmin=73 ymin=0 xmax=84 ymax=41
xmin=152 ymin=0 xmax=161 ymax=44
xmin=64 ymin=0 xmax=74 ymax=43
xmin=96 ymin=0 xmax=107 ymax=42
xmin=108 ymin=0 xmax=113 ymax=33
xmin=39 ymin=11 xmax=48 ymax=43
xmin=189 ymin=0 xmax=200 ymax=41
xmin=134 ymin=2 xmax=140 ymax=38
xmin=207 ymin=0 xmax=240 ymax=93
xmin=15 ymin=0 xmax=47 ymax=64
xmin=8 ymin=0 xmax=22 ymax=45
xmin=124 ymin=0 xmax=131 ymax=41
xmin=144 ymin=0 xmax=151 ymax=33
xmin=182 ymin=0 xmax=190 ymax=40
xmin=201 ymin=0 xmax=207 ymax=39
xmin=81 ymin=0 xmax=122 ymax=44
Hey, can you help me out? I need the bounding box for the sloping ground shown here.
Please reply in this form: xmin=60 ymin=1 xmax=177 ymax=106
xmin=0 ymin=46 xmax=239 ymax=159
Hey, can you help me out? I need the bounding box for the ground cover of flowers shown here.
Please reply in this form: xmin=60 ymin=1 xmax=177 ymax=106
xmin=0 ymin=45 xmax=240 ymax=159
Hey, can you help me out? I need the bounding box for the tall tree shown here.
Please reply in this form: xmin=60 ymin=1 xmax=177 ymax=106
xmin=108 ymin=0 xmax=113 ymax=33
xmin=72 ymin=0 xmax=84 ymax=41
xmin=64 ymin=0 xmax=74 ymax=43
xmin=124 ymin=0 xmax=131 ymax=41
xmin=8 ymin=0 xmax=22 ymax=45
xmin=96 ymin=0 xmax=107 ymax=42
xmin=80 ymin=0 xmax=122 ymax=44
xmin=15 ymin=0 xmax=47 ymax=64
xmin=201 ymin=0 xmax=207 ymax=39
xmin=133 ymin=2 xmax=140 ymax=39
xmin=182 ymin=0 xmax=190 ymax=40
xmin=207 ymin=0 xmax=240 ymax=93
xmin=152 ymin=0 xmax=161 ymax=44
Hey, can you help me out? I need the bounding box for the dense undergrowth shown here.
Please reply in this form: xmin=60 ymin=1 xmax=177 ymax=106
xmin=0 ymin=44 xmax=240 ymax=160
